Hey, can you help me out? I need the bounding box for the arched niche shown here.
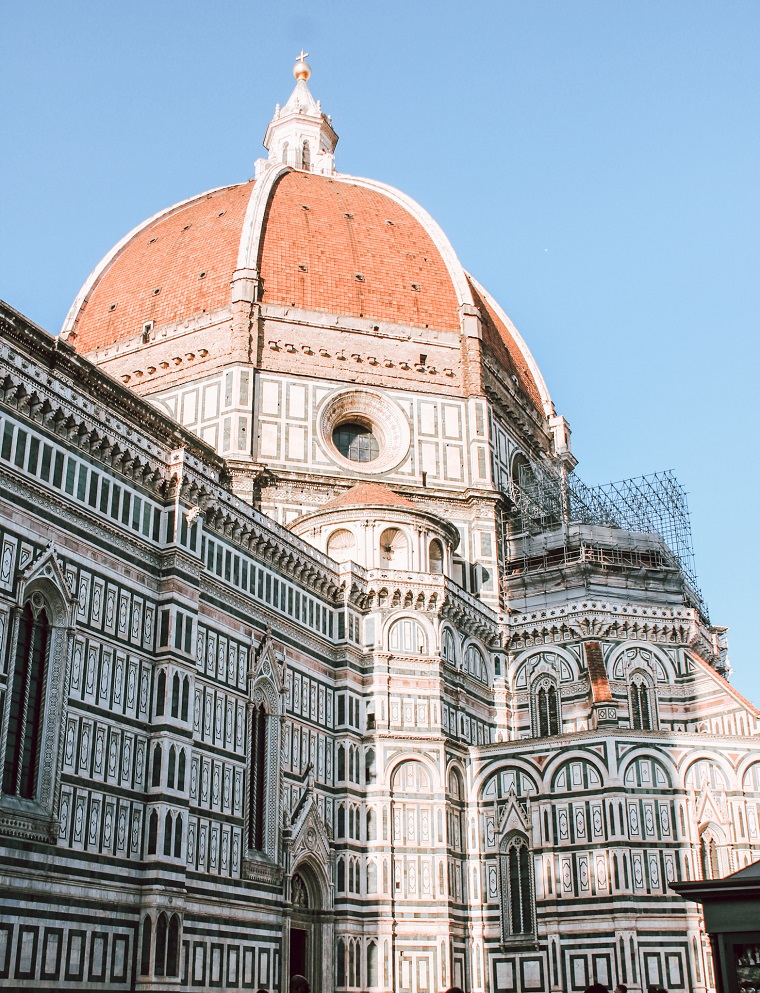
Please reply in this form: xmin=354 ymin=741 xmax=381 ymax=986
xmin=379 ymin=527 xmax=408 ymax=569
xmin=326 ymin=528 xmax=356 ymax=564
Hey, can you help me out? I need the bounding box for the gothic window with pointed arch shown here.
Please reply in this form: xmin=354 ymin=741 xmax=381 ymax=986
xmin=463 ymin=644 xmax=488 ymax=684
xmin=629 ymin=673 xmax=655 ymax=730
xmin=302 ymin=140 xmax=311 ymax=171
xmin=3 ymin=596 xmax=50 ymax=798
xmin=499 ymin=833 xmax=534 ymax=940
xmin=441 ymin=626 xmax=457 ymax=666
xmin=248 ymin=700 xmax=268 ymax=852
xmin=245 ymin=641 xmax=284 ymax=862
xmin=700 ymin=830 xmax=721 ymax=880
xmin=532 ymin=677 xmax=560 ymax=737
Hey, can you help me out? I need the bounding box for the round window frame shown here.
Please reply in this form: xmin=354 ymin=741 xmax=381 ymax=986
xmin=318 ymin=389 xmax=411 ymax=474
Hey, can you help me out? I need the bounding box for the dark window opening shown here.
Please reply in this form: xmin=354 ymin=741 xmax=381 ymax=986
xmin=248 ymin=703 xmax=267 ymax=851
xmin=333 ymin=421 xmax=380 ymax=462
xmin=3 ymin=600 xmax=49 ymax=798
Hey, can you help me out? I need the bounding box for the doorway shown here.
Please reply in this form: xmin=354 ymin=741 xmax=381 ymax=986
xmin=290 ymin=928 xmax=308 ymax=981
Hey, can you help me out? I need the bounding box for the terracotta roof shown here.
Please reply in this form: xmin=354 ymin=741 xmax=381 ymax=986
xmin=69 ymin=183 xmax=254 ymax=352
xmin=319 ymin=482 xmax=416 ymax=511
xmin=64 ymin=170 xmax=549 ymax=419
xmin=257 ymin=171 xmax=461 ymax=331
xmin=584 ymin=641 xmax=613 ymax=703
xmin=468 ymin=277 xmax=542 ymax=409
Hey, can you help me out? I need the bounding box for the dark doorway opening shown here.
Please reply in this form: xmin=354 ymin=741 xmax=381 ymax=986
xmin=291 ymin=927 xmax=308 ymax=981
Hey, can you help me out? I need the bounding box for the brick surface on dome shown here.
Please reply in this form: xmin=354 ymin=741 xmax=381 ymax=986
xmin=71 ymin=183 xmax=254 ymax=353
xmin=257 ymin=172 xmax=461 ymax=332
xmin=469 ymin=278 xmax=542 ymax=409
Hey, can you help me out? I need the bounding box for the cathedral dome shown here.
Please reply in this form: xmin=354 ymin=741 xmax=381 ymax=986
xmin=62 ymin=64 xmax=552 ymax=420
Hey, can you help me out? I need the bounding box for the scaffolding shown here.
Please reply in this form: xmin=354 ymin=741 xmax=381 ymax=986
xmin=503 ymin=459 xmax=707 ymax=617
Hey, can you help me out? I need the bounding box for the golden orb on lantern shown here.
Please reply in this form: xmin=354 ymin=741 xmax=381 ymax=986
xmin=293 ymin=50 xmax=311 ymax=81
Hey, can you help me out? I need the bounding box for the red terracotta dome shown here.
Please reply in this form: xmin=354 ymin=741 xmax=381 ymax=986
xmin=62 ymin=70 xmax=552 ymax=418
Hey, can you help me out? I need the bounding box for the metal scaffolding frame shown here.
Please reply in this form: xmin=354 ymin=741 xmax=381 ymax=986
xmin=503 ymin=458 xmax=707 ymax=616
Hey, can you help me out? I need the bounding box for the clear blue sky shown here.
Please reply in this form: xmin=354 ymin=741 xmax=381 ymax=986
xmin=2 ymin=1 xmax=759 ymax=701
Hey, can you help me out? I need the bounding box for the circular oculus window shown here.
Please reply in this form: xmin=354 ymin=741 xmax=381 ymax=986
xmin=318 ymin=389 xmax=410 ymax=473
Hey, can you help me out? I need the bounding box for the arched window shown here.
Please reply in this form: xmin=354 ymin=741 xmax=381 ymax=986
xmin=337 ymin=857 xmax=346 ymax=892
xmin=167 ymin=915 xmax=180 ymax=977
xmin=140 ymin=915 xmax=152 ymax=976
xmin=388 ymin=617 xmax=427 ymax=654
xmin=337 ymin=804 xmax=346 ymax=838
xmin=441 ymin=627 xmax=457 ymax=666
xmin=499 ymin=835 xmax=534 ymax=940
xmin=147 ymin=809 xmax=158 ymax=854
xmin=151 ymin=744 xmax=162 ymax=787
xmin=630 ymin=676 xmax=654 ymax=730
xmin=155 ymin=670 xmax=166 ymax=717
xmin=464 ymin=644 xmax=488 ymax=683
xmin=337 ymin=744 xmax=346 ymax=781
xmin=379 ymin=527 xmax=408 ymax=569
xmin=155 ymin=912 xmax=168 ymax=977
xmin=167 ymin=745 xmax=176 ymax=789
xmin=302 ymin=140 xmax=311 ymax=171
xmin=533 ymin=680 xmax=560 ymax=737
xmin=181 ymin=676 xmax=190 ymax=722
xmin=281 ymin=141 xmax=289 ymax=165
xmin=367 ymin=941 xmax=378 ymax=986
xmin=174 ymin=814 xmax=183 ymax=858
xmin=248 ymin=702 xmax=267 ymax=851
xmin=336 ymin=937 xmax=346 ymax=987
xmin=367 ymin=808 xmax=376 ymax=840
xmin=163 ymin=811 xmax=173 ymax=856
xmin=429 ymin=539 xmax=444 ymax=574
xmin=177 ymin=749 xmax=186 ymax=791
xmin=367 ymin=860 xmax=377 ymax=893
xmin=701 ymin=834 xmax=721 ymax=880
xmin=171 ymin=672 xmax=180 ymax=718
xmin=3 ymin=598 xmax=50 ymax=798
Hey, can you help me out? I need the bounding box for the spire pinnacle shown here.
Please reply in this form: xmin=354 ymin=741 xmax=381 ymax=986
xmin=255 ymin=56 xmax=338 ymax=179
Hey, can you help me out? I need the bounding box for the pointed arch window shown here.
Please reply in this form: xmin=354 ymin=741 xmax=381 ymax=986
xmin=244 ymin=654 xmax=283 ymax=865
xmin=166 ymin=914 xmax=181 ymax=977
xmin=441 ymin=627 xmax=457 ymax=666
xmin=630 ymin=676 xmax=654 ymax=730
xmin=140 ymin=916 xmax=152 ymax=976
xmin=155 ymin=670 xmax=166 ymax=717
xmin=302 ymin=141 xmax=311 ymax=171
xmin=701 ymin=833 xmax=721 ymax=880
xmin=3 ymin=598 xmax=50 ymax=798
xmin=499 ymin=834 xmax=534 ymax=940
xmin=147 ymin=809 xmax=158 ymax=854
xmin=155 ymin=912 xmax=168 ymax=977
xmin=248 ymin=701 xmax=267 ymax=852
xmin=464 ymin=644 xmax=488 ymax=684
xmin=336 ymin=937 xmax=346 ymax=987
xmin=533 ymin=680 xmax=560 ymax=737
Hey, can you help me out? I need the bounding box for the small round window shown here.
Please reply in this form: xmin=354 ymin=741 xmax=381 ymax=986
xmin=318 ymin=389 xmax=411 ymax=473
xmin=332 ymin=421 xmax=380 ymax=463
